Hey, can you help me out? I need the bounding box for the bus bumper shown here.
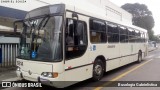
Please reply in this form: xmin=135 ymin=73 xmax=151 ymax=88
xmin=16 ymin=70 xmax=69 ymax=88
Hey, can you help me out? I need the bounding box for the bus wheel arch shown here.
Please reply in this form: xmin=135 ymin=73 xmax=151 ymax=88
xmin=92 ymin=56 xmax=106 ymax=81
xmin=137 ymin=50 xmax=142 ymax=63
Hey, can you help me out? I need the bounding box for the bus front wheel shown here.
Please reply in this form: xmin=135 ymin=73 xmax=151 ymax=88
xmin=92 ymin=59 xmax=104 ymax=81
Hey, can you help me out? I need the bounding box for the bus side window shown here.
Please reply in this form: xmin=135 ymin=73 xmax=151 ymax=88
xmin=77 ymin=22 xmax=85 ymax=45
xmin=65 ymin=18 xmax=88 ymax=60
xmin=119 ymin=26 xmax=128 ymax=43
xmin=66 ymin=24 xmax=74 ymax=45
xmin=90 ymin=19 xmax=106 ymax=43
xmin=107 ymin=23 xmax=119 ymax=43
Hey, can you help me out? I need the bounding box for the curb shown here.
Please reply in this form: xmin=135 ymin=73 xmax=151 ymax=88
xmin=0 ymin=77 xmax=20 ymax=84
xmin=0 ymin=67 xmax=16 ymax=73
xmin=0 ymin=77 xmax=20 ymax=90
xmin=2 ymin=77 xmax=20 ymax=81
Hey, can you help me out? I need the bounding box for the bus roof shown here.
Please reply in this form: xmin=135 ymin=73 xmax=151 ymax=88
xmin=42 ymin=0 xmax=132 ymax=24
xmin=26 ymin=0 xmax=147 ymax=33
xmin=62 ymin=0 xmax=147 ymax=32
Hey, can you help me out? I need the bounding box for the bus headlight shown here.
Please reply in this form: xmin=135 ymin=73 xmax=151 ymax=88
xmin=17 ymin=67 xmax=21 ymax=71
xmin=41 ymin=72 xmax=58 ymax=78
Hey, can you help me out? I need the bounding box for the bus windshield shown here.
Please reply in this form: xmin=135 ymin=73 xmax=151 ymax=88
xmin=18 ymin=16 xmax=63 ymax=62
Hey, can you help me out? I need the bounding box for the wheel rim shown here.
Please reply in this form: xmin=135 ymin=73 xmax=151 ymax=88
xmin=94 ymin=64 xmax=102 ymax=76
xmin=139 ymin=54 xmax=142 ymax=62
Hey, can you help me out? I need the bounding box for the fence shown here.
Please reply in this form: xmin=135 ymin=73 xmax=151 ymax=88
xmin=0 ymin=43 xmax=19 ymax=67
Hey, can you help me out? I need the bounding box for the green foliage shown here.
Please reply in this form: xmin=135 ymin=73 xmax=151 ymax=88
xmin=148 ymin=30 xmax=160 ymax=41
xmin=153 ymin=36 xmax=160 ymax=42
xmin=121 ymin=3 xmax=152 ymax=17
xmin=133 ymin=16 xmax=154 ymax=30
xmin=148 ymin=30 xmax=154 ymax=40
xmin=121 ymin=3 xmax=155 ymax=40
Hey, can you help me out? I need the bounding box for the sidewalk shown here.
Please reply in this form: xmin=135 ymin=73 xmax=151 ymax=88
xmin=0 ymin=67 xmax=18 ymax=82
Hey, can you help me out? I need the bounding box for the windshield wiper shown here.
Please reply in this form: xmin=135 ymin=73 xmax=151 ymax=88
xmin=35 ymin=15 xmax=50 ymax=44
xmin=38 ymin=15 xmax=50 ymax=30
xmin=30 ymin=15 xmax=50 ymax=59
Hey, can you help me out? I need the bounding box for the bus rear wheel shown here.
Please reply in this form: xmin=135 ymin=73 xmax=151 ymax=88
xmin=137 ymin=52 xmax=142 ymax=63
xmin=92 ymin=59 xmax=104 ymax=81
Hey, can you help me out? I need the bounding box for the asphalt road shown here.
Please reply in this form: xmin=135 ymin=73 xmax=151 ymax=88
xmin=1 ymin=48 xmax=160 ymax=90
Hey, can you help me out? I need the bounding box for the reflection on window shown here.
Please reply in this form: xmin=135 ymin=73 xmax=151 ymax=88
xmin=119 ymin=26 xmax=128 ymax=42
xmin=88 ymin=19 xmax=147 ymax=44
xmin=107 ymin=23 xmax=119 ymax=43
xmin=18 ymin=16 xmax=63 ymax=62
xmin=90 ymin=19 xmax=106 ymax=43
xmin=128 ymin=28 xmax=135 ymax=43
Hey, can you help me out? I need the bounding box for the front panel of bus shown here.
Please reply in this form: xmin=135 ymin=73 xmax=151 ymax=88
xmin=15 ymin=4 xmax=69 ymax=88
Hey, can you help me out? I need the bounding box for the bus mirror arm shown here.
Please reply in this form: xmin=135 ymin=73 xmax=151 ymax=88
xmin=13 ymin=20 xmax=23 ymax=32
xmin=72 ymin=12 xmax=79 ymax=20
xmin=14 ymin=24 xmax=17 ymax=32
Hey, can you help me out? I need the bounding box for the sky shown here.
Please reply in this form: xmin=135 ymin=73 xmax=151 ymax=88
xmin=0 ymin=0 xmax=159 ymax=35
xmin=109 ymin=0 xmax=160 ymax=35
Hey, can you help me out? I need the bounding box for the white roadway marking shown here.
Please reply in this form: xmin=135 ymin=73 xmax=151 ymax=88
xmin=147 ymin=54 xmax=160 ymax=58
xmin=146 ymin=55 xmax=155 ymax=58
xmin=156 ymin=56 xmax=160 ymax=58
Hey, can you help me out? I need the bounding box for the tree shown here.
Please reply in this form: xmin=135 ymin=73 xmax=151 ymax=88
xmin=121 ymin=3 xmax=155 ymax=40
xmin=148 ymin=30 xmax=154 ymax=40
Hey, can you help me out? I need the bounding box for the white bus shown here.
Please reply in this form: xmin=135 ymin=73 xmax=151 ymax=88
xmin=15 ymin=1 xmax=148 ymax=88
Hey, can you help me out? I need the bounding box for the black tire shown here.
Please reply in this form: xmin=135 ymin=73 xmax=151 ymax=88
xmin=137 ymin=52 xmax=142 ymax=63
xmin=92 ymin=59 xmax=104 ymax=81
